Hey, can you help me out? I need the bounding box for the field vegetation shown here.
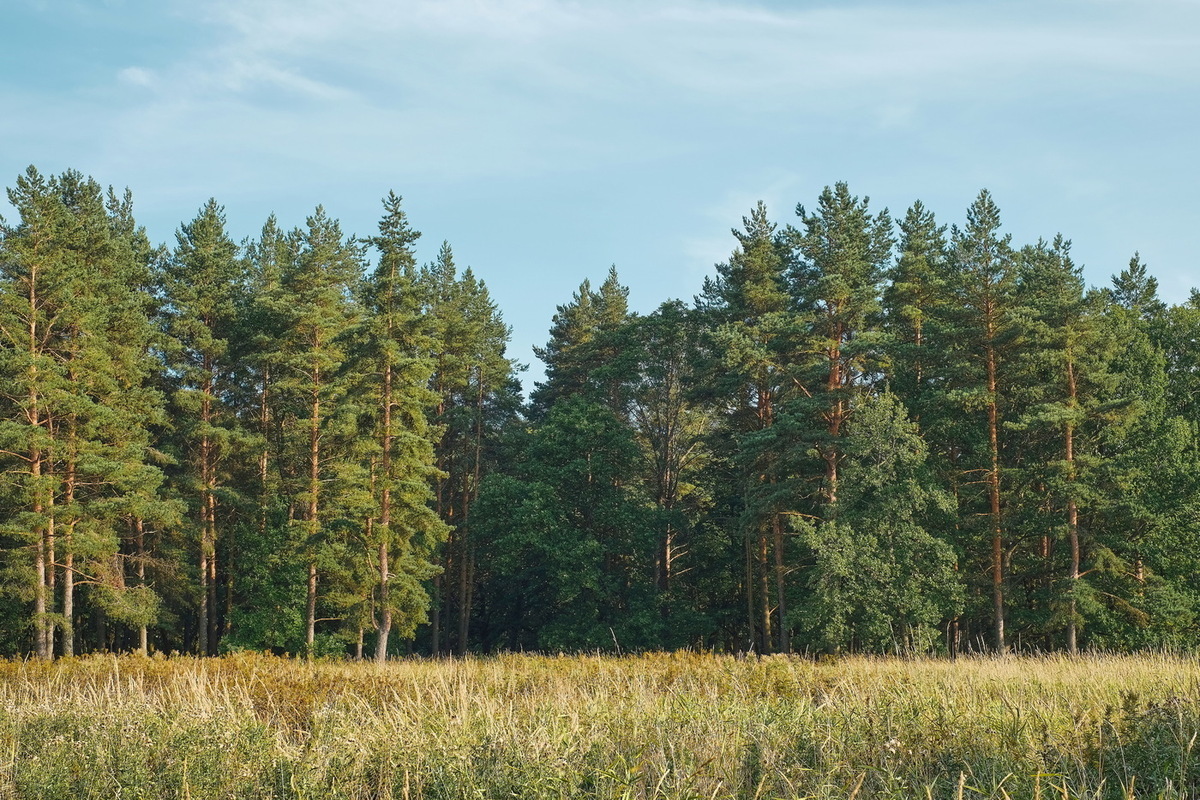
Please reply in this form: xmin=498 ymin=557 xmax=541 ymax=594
xmin=1 ymin=652 xmax=1198 ymax=799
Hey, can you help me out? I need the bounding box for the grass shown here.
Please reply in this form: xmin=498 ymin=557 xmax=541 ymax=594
xmin=0 ymin=652 xmax=1197 ymax=798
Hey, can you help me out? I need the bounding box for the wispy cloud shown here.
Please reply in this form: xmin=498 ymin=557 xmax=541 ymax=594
xmin=113 ymin=0 xmax=1197 ymax=184
xmin=5 ymin=0 xmax=1198 ymax=323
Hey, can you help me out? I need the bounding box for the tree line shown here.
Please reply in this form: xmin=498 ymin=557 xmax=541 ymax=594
xmin=1 ymin=167 xmax=1197 ymax=658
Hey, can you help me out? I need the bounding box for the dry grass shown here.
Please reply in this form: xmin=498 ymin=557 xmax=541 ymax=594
xmin=0 ymin=652 xmax=1197 ymax=798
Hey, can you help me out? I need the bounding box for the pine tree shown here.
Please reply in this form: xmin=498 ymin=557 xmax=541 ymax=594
xmin=883 ymin=201 xmax=950 ymax=420
xmin=272 ymin=207 xmax=364 ymax=656
xmin=0 ymin=167 xmax=74 ymax=657
xmin=1108 ymin=253 xmax=1166 ymax=320
xmin=697 ymin=201 xmax=797 ymax=653
xmin=359 ymin=192 xmax=447 ymax=660
xmin=1011 ymin=236 xmax=1115 ymax=652
xmin=0 ymin=168 xmax=171 ymax=656
xmin=625 ymin=301 xmax=714 ymax=636
xmin=1091 ymin=281 xmax=1200 ymax=647
xmin=159 ymin=199 xmax=247 ymax=654
xmin=945 ymin=190 xmax=1019 ymax=654
xmin=789 ymin=182 xmax=894 ymax=505
xmin=530 ymin=265 xmax=632 ymax=416
xmin=418 ymin=243 xmax=515 ymax=655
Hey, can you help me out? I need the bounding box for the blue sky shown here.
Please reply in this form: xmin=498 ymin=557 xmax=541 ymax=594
xmin=3 ymin=0 xmax=1198 ymax=386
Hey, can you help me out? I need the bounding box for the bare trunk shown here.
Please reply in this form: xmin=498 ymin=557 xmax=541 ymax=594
xmin=136 ymin=519 xmax=148 ymax=654
xmin=457 ymin=366 xmax=484 ymax=655
xmin=199 ymin=365 xmax=220 ymax=656
xmin=375 ymin=538 xmax=390 ymax=662
xmin=913 ymin=318 xmax=924 ymax=393
xmin=758 ymin=385 xmax=773 ymax=654
xmin=306 ymin=370 xmax=321 ymax=658
xmin=986 ymin=342 xmax=1005 ymax=655
xmin=223 ymin=535 xmax=234 ymax=640
xmin=430 ymin=378 xmax=446 ymax=658
xmin=61 ymin=427 xmax=76 ymax=658
xmin=198 ymin=499 xmax=209 ymax=656
xmin=62 ymin=541 xmax=74 ymax=657
xmin=773 ymin=512 xmax=788 ymax=653
xmin=1066 ymin=359 xmax=1079 ymax=656
xmin=306 ymin=560 xmax=317 ymax=656
xmin=826 ymin=335 xmax=843 ymax=505
xmin=744 ymin=531 xmax=754 ymax=652
xmin=32 ymin=440 xmax=51 ymax=659
xmin=29 ymin=263 xmax=52 ymax=659
xmin=758 ymin=527 xmax=772 ymax=654
xmin=376 ymin=361 xmax=393 ymax=663
xmin=430 ymin=575 xmax=442 ymax=657
xmin=47 ymin=511 xmax=55 ymax=657
xmin=35 ymin=522 xmax=49 ymax=659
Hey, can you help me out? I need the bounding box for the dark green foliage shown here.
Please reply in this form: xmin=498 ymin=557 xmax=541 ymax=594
xmin=1 ymin=165 xmax=1198 ymax=657
xmin=799 ymin=392 xmax=962 ymax=653
xmin=474 ymin=397 xmax=656 ymax=651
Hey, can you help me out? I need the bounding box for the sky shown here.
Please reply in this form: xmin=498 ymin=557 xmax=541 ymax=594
xmin=2 ymin=0 xmax=1198 ymax=388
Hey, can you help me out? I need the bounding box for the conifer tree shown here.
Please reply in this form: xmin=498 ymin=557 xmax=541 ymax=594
xmin=944 ymin=190 xmax=1019 ymax=654
xmin=0 ymin=168 xmax=169 ymax=656
xmin=1108 ymin=253 xmax=1166 ymax=320
xmin=697 ymin=201 xmax=797 ymax=652
xmin=419 ymin=243 xmax=515 ymax=654
xmin=883 ymin=201 xmax=950 ymax=420
xmin=530 ymin=266 xmax=632 ymax=416
xmin=359 ymin=192 xmax=447 ymax=660
xmin=1011 ymin=236 xmax=1115 ymax=652
xmin=0 ymin=167 xmax=74 ymax=657
xmin=160 ymin=199 xmax=246 ymax=654
xmin=789 ymin=183 xmax=893 ymax=506
xmin=625 ymin=301 xmax=714 ymax=628
xmin=272 ymin=207 xmax=364 ymax=656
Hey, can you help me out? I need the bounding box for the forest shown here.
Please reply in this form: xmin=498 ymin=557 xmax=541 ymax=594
xmin=2 ymin=165 xmax=1198 ymax=659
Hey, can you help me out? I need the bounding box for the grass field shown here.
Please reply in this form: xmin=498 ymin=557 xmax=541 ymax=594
xmin=0 ymin=652 xmax=1197 ymax=799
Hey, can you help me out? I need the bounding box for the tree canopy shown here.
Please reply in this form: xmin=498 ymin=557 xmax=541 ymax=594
xmin=1 ymin=166 xmax=1196 ymax=657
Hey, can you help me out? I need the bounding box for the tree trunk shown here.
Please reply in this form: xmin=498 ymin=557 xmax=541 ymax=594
xmin=32 ymin=441 xmax=51 ymax=659
xmin=430 ymin=377 xmax=446 ymax=658
xmin=825 ymin=333 xmax=844 ymax=505
xmin=29 ymin=262 xmax=52 ymax=660
xmin=986 ymin=342 xmax=1005 ymax=655
xmin=62 ymin=429 xmax=76 ymax=658
xmin=306 ymin=371 xmax=321 ymax=658
xmin=136 ymin=519 xmax=148 ymax=654
xmin=430 ymin=575 xmax=442 ymax=657
xmin=306 ymin=560 xmax=318 ymax=657
xmin=744 ymin=531 xmax=754 ymax=653
xmin=773 ymin=512 xmax=788 ymax=653
xmin=757 ymin=384 xmax=774 ymax=654
xmin=376 ymin=361 xmax=393 ymax=663
xmin=1066 ymin=357 xmax=1079 ymax=656
xmin=457 ymin=365 xmax=485 ymax=655
xmin=758 ymin=527 xmax=772 ymax=654
xmin=47 ymin=511 xmax=56 ymax=657
xmin=199 ymin=367 xmax=217 ymax=656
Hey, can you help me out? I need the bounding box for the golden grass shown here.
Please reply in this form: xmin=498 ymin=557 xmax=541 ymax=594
xmin=0 ymin=652 xmax=1197 ymax=799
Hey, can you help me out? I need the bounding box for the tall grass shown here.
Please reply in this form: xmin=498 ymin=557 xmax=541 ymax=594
xmin=0 ymin=652 xmax=1197 ymax=798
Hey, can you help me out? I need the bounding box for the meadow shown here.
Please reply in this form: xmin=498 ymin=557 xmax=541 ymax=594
xmin=0 ymin=652 xmax=1197 ymax=799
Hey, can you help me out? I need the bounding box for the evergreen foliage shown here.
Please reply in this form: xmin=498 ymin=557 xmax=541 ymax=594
xmin=1 ymin=166 xmax=1197 ymax=656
